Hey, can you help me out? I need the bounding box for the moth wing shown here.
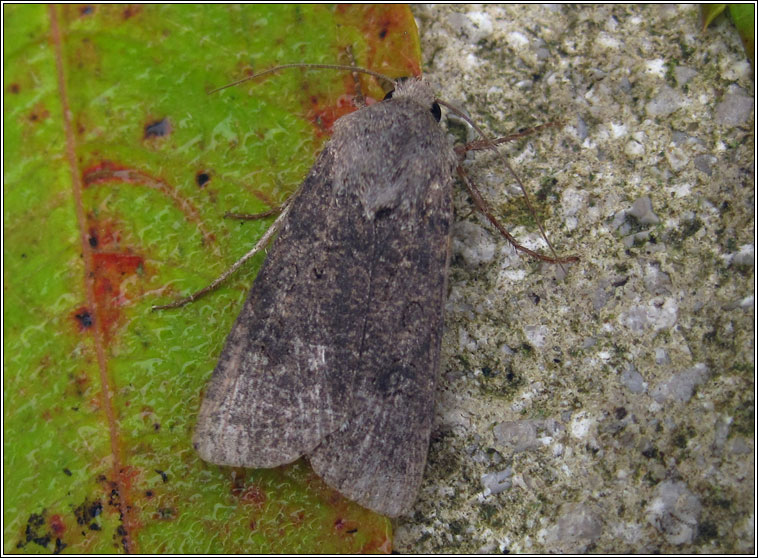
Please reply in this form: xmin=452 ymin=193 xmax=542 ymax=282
xmin=193 ymin=148 xmax=370 ymax=468
xmin=195 ymin=97 xmax=456 ymax=518
xmin=308 ymin=181 xmax=452 ymax=516
xmin=307 ymin=96 xmax=455 ymax=515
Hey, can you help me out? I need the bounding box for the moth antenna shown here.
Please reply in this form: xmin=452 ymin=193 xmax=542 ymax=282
xmin=209 ymin=63 xmax=398 ymax=94
xmin=437 ymin=99 xmax=576 ymax=272
xmin=344 ymin=46 xmax=367 ymax=107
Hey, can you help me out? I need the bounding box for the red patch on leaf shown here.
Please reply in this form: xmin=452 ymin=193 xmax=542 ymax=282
xmin=122 ymin=5 xmax=141 ymax=20
xmin=306 ymin=90 xmax=360 ymax=137
xmin=91 ymin=251 xmax=143 ymax=340
xmin=49 ymin=514 xmax=65 ymax=536
xmin=81 ymin=160 xmax=218 ymax=250
xmin=335 ymin=5 xmax=422 ymax=78
xmin=239 ymin=483 xmax=267 ymax=508
xmin=85 ymin=213 xmax=144 ymax=340
xmin=82 ymin=161 xmax=134 ymax=187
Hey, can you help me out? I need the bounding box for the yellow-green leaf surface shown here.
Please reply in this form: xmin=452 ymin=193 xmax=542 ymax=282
xmin=3 ymin=4 xmax=421 ymax=553
xmin=700 ymin=4 xmax=727 ymax=29
xmin=701 ymin=3 xmax=755 ymax=63
xmin=728 ymin=4 xmax=755 ymax=63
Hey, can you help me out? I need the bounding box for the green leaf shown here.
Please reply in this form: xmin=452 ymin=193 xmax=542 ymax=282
xmin=701 ymin=4 xmax=727 ymax=30
xmin=701 ymin=3 xmax=755 ymax=65
xmin=729 ymin=4 xmax=755 ymax=64
xmin=4 ymin=4 xmax=420 ymax=553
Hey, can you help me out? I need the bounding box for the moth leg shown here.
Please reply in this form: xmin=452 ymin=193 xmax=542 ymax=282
xmin=456 ymin=164 xmax=578 ymax=265
xmin=451 ymin=116 xmax=577 ymax=267
xmin=152 ymin=202 xmax=291 ymax=311
xmin=454 ymin=120 xmax=564 ymax=157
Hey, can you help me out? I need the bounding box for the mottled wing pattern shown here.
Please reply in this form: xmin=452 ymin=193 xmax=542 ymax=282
xmin=193 ymin=147 xmax=368 ymax=468
xmin=193 ymin=93 xmax=456 ymax=516
xmin=308 ymin=176 xmax=453 ymax=516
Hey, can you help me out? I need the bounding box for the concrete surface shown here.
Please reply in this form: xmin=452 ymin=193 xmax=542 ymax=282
xmin=393 ymin=4 xmax=754 ymax=553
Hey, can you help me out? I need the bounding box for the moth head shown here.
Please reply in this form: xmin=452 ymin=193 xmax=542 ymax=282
xmin=383 ymin=77 xmax=442 ymax=122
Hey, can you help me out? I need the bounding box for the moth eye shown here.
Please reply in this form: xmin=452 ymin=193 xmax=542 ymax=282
xmin=430 ymin=102 xmax=441 ymax=122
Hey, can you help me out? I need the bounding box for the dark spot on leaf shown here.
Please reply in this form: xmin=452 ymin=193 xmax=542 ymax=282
xmin=28 ymin=104 xmax=50 ymax=122
xmin=153 ymin=422 xmax=160 ymax=431
xmin=379 ymin=27 xmax=388 ymax=39
xmin=89 ymin=523 xmax=101 ymax=531
xmin=155 ymin=469 xmax=168 ymax=483
xmin=530 ymin=292 xmax=541 ymax=304
xmin=145 ymin=490 xmax=154 ymax=498
xmin=116 ymin=525 xmax=127 ymax=536
xmin=155 ymin=507 xmax=175 ymax=520
xmin=89 ymin=231 xmax=98 ymax=247
xmin=75 ymin=310 xmax=93 ymax=329
xmin=615 ymin=407 xmax=627 ymax=420
xmin=18 ymin=511 xmax=51 ymax=549
xmin=195 ymin=171 xmax=210 ymax=187
xmin=9 ymin=83 xmax=20 ymax=94
xmin=74 ymin=499 xmax=102 ymax=526
xmin=612 ymin=276 xmax=629 ymax=288
xmin=122 ymin=5 xmax=140 ymax=19
xmin=62 ymin=468 xmax=72 ymax=476
xmin=80 ymin=5 xmax=93 ymax=15
xmin=144 ymin=118 xmax=171 ymax=139
xmin=53 ymin=537 xmax=67 ymax=554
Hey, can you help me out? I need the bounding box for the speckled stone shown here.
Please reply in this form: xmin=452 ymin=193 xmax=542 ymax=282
xmin=394 ymin=4 xmax=754 ymax=555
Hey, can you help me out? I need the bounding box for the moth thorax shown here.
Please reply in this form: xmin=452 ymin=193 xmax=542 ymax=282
xmin=392 ymin=77 xmax=436 ymax=110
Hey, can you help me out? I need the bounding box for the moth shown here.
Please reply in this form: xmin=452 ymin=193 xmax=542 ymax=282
xmin=157 ymin=64 xmax=574 ymax=517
